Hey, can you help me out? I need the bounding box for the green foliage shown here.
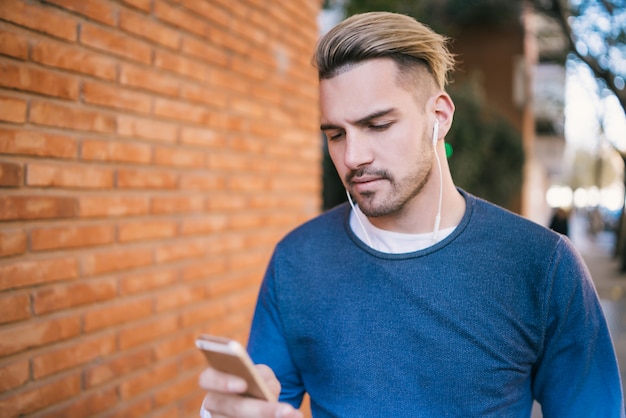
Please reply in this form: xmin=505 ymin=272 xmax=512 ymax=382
xmin=446 ymin=81 xmax=525 ymax=208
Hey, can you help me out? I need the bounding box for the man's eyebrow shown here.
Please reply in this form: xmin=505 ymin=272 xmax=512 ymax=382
xmin=352 ymin=108 xmax=396 ymax=126
xmin=320 ymin=108 xmax=396 ymax=131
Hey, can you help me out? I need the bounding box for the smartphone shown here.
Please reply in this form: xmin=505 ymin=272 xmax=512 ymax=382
xmin=196 ymin=334 xmax=276 ymax=402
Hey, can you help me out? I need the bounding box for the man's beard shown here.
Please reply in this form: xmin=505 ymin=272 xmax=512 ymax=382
xmin=347 ymin=164 xmax=432 ymax=218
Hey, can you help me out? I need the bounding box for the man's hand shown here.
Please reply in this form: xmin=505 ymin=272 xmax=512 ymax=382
xmin=198 ymin=364 xmax=303 ymax=418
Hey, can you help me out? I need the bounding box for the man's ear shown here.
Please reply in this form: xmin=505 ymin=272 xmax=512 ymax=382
xmin=433 ymin=92 xmax=455 ymax=138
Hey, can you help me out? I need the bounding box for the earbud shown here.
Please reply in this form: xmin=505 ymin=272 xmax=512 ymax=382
xmin=432 ymin=120 xmax=439 ymax=146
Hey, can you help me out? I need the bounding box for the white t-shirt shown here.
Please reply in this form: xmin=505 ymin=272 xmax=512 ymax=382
xmin=349 ymin=205 xmax=455 ymax=253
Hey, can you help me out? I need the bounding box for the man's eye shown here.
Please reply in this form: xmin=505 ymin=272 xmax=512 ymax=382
xmin=326 ymin=131 xmax=344 ymax=141
xmin=369 ymin=123 xmax=392 ymax=131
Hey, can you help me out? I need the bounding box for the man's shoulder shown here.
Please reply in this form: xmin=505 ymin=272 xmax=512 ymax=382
xmin=278 ymin=202 xmax=350 ymax=247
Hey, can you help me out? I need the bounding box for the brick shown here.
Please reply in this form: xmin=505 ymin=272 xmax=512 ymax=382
xmin=229 ymin=18 xmax=269 ymax=47
xmin=118 ymin=219 xmax=178 ymax=242
xmin=153 ymin=332 xmax=194 ymax=360
xmin=208 ymin=28 xmax=251 ymax=57
xmin=154 ymin=284 xmax=205 ymax=312
xmin=230 ymin=135 xmax=265 ymax=154
xmin=0 ymin=0 xmax=77 ymax=42
xmin=41 ymin=387 xmax=117 ymax=418
xmin=0 ymin=161 xmax=22 ymax=186
xmin=26 ymin=162 xmax=114 ymax=188
xmin=149 ymin=404 xmax=179 ymax=418
xmin=0 ymin=291 xmax=30 ymax=324
xmin=117 ymin=313 xmax=178 ymax=350
xmin=119 ymin=9 xmax=181 ymax=50
xmin=0 ymin=29 xmax=29 ymax=59
xmin=45 ymin=0 xmax=117 ymax=26
xmin=33 ymin=278 xmax=117 ymax=314
xmin=100 ymin=397 xmax=152 ymax=418
xmin=179 ymin=300 xmax=227 ymax=327
xmin=82 ymin=247 xmax=153 ymax=277
xmin=179 ymin=126 xmax=225 ymax=148
xmin=154 ymin=239 xmax=205 ymax=264
xmin=0 ymin=195 xmax=78 ymax=221
xmin=0 ymin=95 xmax=27 ymax=123
xmin=0 ymin=315 xmax=81 ymax=357
xmin=117 ymin=114 xmax=178 ymax=143
xmin=206 ymin=193 xmax=248 ymax=211
xmin=151 ymin=195 xmax=204 ymax=214
xmin=0 ymin=373 xmax=81 ymax=416
xmin=31 ymin=224 xmax=114 ymax=251
xmin=119 ymin=63 xmax=180 ymax=97
xmin=153 ymin=1 xmax=208 ymax=37
xmin=0 ymin=228 xmax=27 ymax=258
xmin=120 ymin=0 xmax=151 ymax=12
xmin=31 ymin=38 xmax=117 ymax=81
xmin=83 ymin=297 xmax=153 ymax=332
xmin=117 ymin=168 xmax=178 ymax=189
xmin=0 ymin=256 xmax=79 ymax=291
xmin=119 ymin=268 xmax=179 ymax=295
xmin=78 ymin=195 xmax=150 ymax=218
xmin=0 ymin=127 xmax=78 ymax=158
xmin=209 ymin=67 xmax=250 ymax=95
xmin=153 ymin=146 xmax=205 ymax=168
xmin=228 ymin=174 xmax=268 ymax=192
xmin=0 ymin=61 xmax=79 ymax=100
xmin=32 ymin=334 xmax=117 ymax=378
xmin=180 ymin=82 xmax=229 ymax=110
xmin=80 ymin=22 xmax=151 ymax=64
xmin=179 ymin=172 xmax=226 ymax=191
xmin=180 ymin=214 xmax=228 ymax=235
xmin=0 ymin=358 xmax=29 ymax=392
xmin=153 ymin=373 xmax=198 ymax=407
xmin=230 ymin=55 xmax=269 ymax=82
xmin=119 ymin=361 xmax=178 ymax=400
xmin=30 ymin=101 xmax=116 ymax=133
xmin=154 ymin=49 xmax=208 ymax=82
xmin=180 ymin=36 xmax=229 ymax=67
xmin=84 ymin=347 xmax=153 ymax=388
xmin=178 ymin=0 xmax=231 ymax=28
xmin=181 ymin=258 xmax=227 ymax=282
xmin=81 ymin=138 xmax=152 ymax=164
xmin=181 ymin=392 xmax=210 ymax=418
xmin=82 ymin=81 xmax=152 ymax=114
xmin=153 ymin=97 xmax=212 ymax=124
xmin=207 ymin=273 xmax=261 ymax=299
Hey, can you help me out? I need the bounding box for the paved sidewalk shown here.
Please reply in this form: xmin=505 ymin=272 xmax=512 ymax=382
xmin=570 ymin=217 xmax=626 ymax=301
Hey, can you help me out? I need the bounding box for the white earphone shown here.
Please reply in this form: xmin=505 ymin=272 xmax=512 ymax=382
xmin=432 ymin=119 xmax=442 ymax=243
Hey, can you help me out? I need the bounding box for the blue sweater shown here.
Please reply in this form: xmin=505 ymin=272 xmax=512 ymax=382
xmin=248 ymin=191 xmax=624 ymax=417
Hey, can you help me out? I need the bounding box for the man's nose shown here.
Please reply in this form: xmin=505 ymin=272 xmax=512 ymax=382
xmin=343 ymin=132 xmax=373 ymax=170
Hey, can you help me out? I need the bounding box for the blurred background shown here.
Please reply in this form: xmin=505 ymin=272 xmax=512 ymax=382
xmin=0 ymin=0 xmax=624 ymax=417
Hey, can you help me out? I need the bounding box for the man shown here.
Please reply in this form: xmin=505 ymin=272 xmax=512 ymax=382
xmin=199 ymin=11 xmax=624 ymax=417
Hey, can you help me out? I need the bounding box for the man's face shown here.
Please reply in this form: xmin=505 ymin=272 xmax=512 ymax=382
xmin=320 ymin=58 xmax=435 ymax=219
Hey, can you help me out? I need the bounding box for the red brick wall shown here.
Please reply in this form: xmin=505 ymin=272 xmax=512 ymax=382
xmin=0 ymin=0 xmax=321 ymax=416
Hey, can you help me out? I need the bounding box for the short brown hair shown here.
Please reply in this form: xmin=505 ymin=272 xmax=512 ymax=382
xmin=313 ymin=12 xmax=455 ymax=91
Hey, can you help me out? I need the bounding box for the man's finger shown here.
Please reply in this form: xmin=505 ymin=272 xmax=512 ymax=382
xmin=199 ymin=367 xmax=247 ymax=394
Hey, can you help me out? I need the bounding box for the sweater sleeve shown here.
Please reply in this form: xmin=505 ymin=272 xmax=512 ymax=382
xmin=247 ymin=252 xmax=306 ymax=408
xmin=532 ymin=237 xmax=624 ymax=417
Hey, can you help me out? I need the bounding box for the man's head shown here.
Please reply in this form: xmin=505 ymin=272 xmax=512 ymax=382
xmin=313 ymin=12 xmax=455 ymax=94
xmin=315 ymin=12 xmax=457 ymax=229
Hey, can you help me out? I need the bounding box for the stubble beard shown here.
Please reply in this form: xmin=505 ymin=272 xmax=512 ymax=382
xmin=349 ymin=163 xmax=432 ymax=218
